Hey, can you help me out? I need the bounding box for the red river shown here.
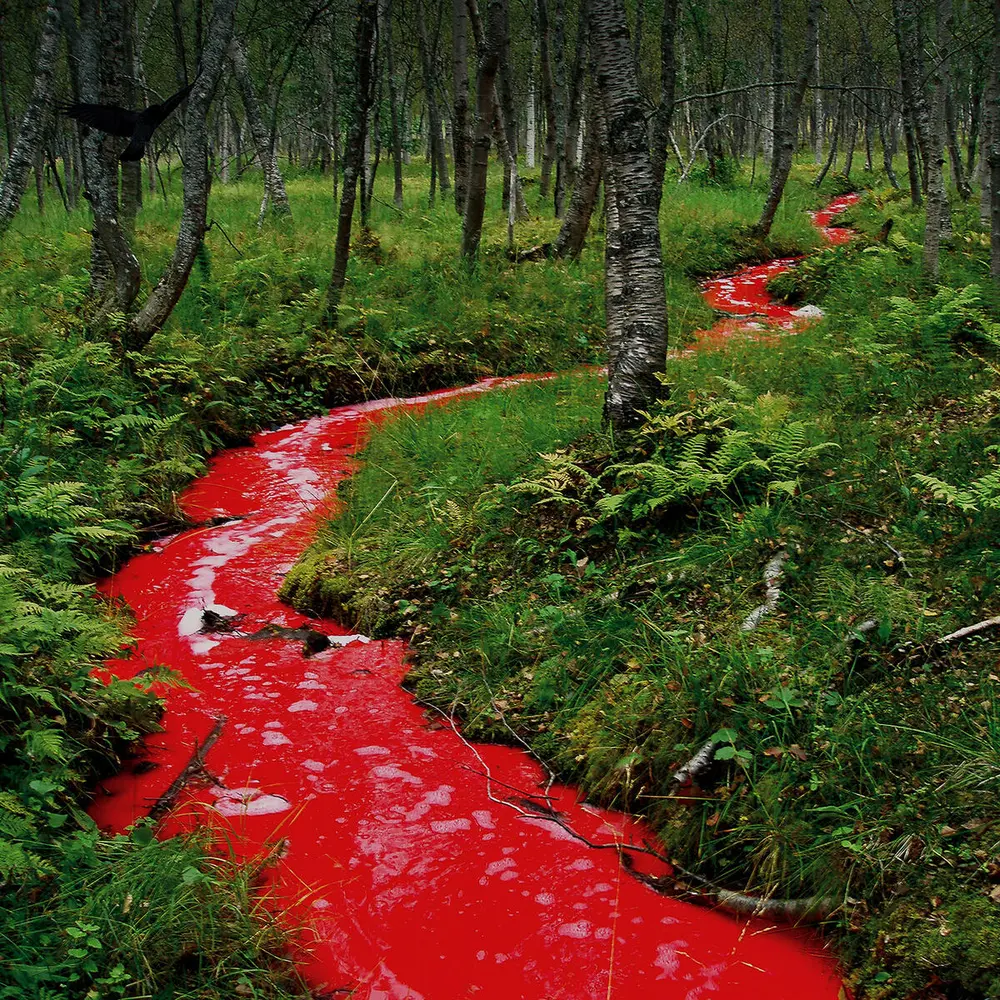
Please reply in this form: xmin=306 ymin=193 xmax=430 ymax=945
xmin=91 ymin=194 xmax=859 ymax=999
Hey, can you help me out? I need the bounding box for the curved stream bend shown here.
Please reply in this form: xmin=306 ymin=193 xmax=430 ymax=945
xmin=92 ymin=196 xmax=858 ymax=1000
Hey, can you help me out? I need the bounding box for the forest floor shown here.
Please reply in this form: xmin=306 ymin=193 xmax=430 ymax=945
xmin=283 ymin=169 xmax=1000 ymax=999
xmin=2 ymin=156 xmax=998 ymax=998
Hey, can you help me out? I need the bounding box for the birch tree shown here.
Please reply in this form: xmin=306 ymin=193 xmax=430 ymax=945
xmin=323 ymin=0 xmax=377 ymax=326
xmin=590 ymin=0 xmax=667 ymax=430
xmin=229 ymin=36 xmax=291 ymax=226
xmin=461 ymin=0 xmax=499 ymax=262
xmin=755 ymin=0 xmax=821 ymax=238
xmin=125 ymin=0 xmax=238 ymax=348
xmin=0 ymin=0 xmax=60 ymax=239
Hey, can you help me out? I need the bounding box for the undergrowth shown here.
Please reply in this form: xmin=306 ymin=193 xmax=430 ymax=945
xmin=284 ymin=172 xmax=1000 ymax=999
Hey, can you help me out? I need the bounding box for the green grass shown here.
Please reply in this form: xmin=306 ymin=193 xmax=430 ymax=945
xmin=284 ymin=167 xmax=1000 ymax=999
xmin=0 ymin=149 xmax=931 ymax=996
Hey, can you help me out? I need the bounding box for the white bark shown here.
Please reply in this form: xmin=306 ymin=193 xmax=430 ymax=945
xmin=0 ymin=1 xmax=61 ymax=237
xmin=126 ymin=0 xmax=238 ymax=348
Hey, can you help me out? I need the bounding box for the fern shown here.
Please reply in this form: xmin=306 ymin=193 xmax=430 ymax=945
xmin=915 ymin=465 xmax=1000 ymax=513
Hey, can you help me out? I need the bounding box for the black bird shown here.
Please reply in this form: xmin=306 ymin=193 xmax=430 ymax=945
xmin=60 ymin=82 xmax=195 ymax=161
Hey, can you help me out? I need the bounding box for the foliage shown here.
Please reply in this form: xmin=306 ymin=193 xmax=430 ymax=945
xmin=1 ymin=829 xmax=309 ymax=999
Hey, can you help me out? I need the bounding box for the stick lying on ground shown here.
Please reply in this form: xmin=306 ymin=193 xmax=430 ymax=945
xmin=148 ymin=715 xmax=226 ymax=822
xmin=741 ymin=548 xmax=788 ymax=631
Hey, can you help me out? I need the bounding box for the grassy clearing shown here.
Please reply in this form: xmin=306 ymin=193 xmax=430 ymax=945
xmin=284 ymin=165 xmax=1000 ymax=999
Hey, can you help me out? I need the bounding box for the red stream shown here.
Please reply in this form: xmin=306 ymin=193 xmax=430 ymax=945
xmin=91 ymin=196 xmax=858 ymax=999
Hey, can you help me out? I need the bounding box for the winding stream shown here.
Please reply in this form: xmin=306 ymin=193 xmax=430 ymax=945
xmin=92 ymin=194 xmax=858 ymax=999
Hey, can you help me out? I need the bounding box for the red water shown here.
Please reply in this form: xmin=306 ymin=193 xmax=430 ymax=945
xmin=91 ymin=197 xmax=857 ymax=999
xmin=688 ymin=192 xmax=860 ymax=351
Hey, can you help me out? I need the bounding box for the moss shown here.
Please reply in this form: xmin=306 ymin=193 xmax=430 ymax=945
xmin=848 ymin=884 xmax=1000 ymax=999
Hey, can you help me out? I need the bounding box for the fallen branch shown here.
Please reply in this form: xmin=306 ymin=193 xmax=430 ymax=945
xmin=621 ymin=853 xmax=843 ymax=923
xmin=933 ymin=616 xmax=1000 ymax=645
xmin=148 ymin=715 xmax=227 ymax=822
xmin=834 ymin=517 xmax=912 ymax=578
xmin=741 ymin=549 xmax=788 ymax=632
xmin=670 ymin=739 xmax=718 ymax=790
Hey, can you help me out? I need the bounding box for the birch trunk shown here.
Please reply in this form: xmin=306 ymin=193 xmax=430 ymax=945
xmin=538 ymin=0 xmax=557 ymax=197
xmin=551 ymin=0 xmax=568 ymax=216
xmin=417 ymin=0 xmax=450 ymax=202
xmin=467 ymin=0 xmax=527 ymax=219
xmin=813 ymin=34 xmax=823 ymax=164
xmin=0 ymin=26 xmax=13 ymax=163
xmin=461 ymin=0 xmax=500 ymax=262
xmin=553 ymin=100 xmax=601 ymax=259
xmin=0 ymin=1 xmax=61 ymax=238
xmin=923 ymin=0 xmax=951 ymax=279
xmin=563 ymin=0 xmax=588 ymax=184
xmin=756 ymin=0 xmax=820 ymax=237
xmin=323 ymin=0 xmax=377 ymax=326
xmin=229 ymin=37 xmax=291 ymax=226
xmin=649 ymin=0 xmax=678 ymax=211
xmin=590 ymin=0 xmax=667 ymax=430
xmin=125 ymin=0 xmax=237 ymax=349
xmin=526 ymin=33 xmax=537 ymax=168
xmin=452 ymin=0 xmax=471 ymax=212
xmin=990 ymin=0 xmax=1000 ymax=282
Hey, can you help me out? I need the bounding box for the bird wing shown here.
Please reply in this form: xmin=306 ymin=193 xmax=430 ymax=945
xmin=146 ymin=82 xmax=196 ymax=130
xmin=59 ymin=101 xmax=139 ymax=137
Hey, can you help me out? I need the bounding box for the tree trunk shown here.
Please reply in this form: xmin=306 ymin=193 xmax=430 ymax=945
xmin=495 ymin=0 xmax=517 ymax=212
xmin=990 ymin=0 xmax=1000 ymax=282
xmin=467 ymin=0 xmax=527 ymax=220
xmin=981 ymin=70 xmax=995 ymax=226
xmin=649 ymin=0 xmax=678 ymax=211
xmin=538 ymin=0 xmax=557 ymax=197
xmin=417 ymin=0 xmax=450 ymax=203
xmin=452 ymin=0 xmax=471 ymax=212
xmin=120 ymin=0 xmax=141 ymax=235
xmin=125 ymin=0 xmax=237 ymax=349
xmin=527 ymin=33 xmax=537 ymax=168
xmin=843 ymin=110 xmax=857 ymax=176
xmin=945 ymin=88 xmax=970 ymax=199
xmin=590 ymin=0 xmax=667 ymax=430
xmin=0 ymin=1 xmax=61 ymax=238
xmin=813 ymin=93 xmax=842 ymax=187
xmin=0 ymin=22 xmax=15 ymax=164
xmin=59 ymin=0 xmax=141 ymax=314
xmin=323 ymin=0 xmax=377 ymax=327
xmin=554 ymin=99 xmax=602 ymax=259
xmin=229 ymin=36 xmax=292 ymax=226
xmin=550 ymin=0 xmax=568 ymax=216
xmin=879 ymin=94 xmax=900 ymax=188
xmin=756 ymin=0 xmax=821 ymax=237
xmin=769 ymin=0 xmax=784 ymax=171
xmin=813 ymin=32 xmax=823 ymax=164
xmin=461 ymin=0 xmax=500 ymax=262
xmin=563 ymin=0 xmax=588 ymax=186
xmin=923 ymin=0 xmax=951 ymax=279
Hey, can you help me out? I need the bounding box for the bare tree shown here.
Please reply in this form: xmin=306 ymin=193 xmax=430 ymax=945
xmin=417 ymin=0 xmax=450 ymax=204
xmin=590 ymin=0 xmax=667 ymax=430
xmin=553 ymin=96 xmax=601 ymax=259
xmin=0 ymin=1 xmax=60 ymax=238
